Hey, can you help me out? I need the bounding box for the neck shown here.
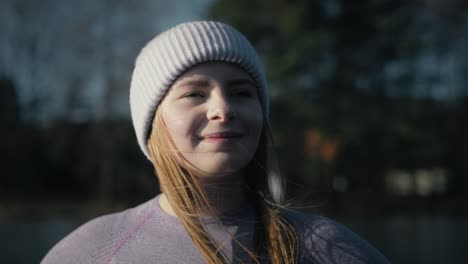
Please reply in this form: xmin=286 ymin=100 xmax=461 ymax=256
xmin=159 ymin=173 xmax=250 ymax=217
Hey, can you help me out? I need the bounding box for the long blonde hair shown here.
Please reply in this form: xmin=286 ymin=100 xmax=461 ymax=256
xmin=147 ymin=107 xmax=297 ymax=264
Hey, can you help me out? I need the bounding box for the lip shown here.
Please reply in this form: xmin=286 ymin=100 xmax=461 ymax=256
xmin=200 ymin=131 xmax=243 ymax=143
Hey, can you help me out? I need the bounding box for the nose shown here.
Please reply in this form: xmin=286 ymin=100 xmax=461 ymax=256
xmin=206 ymin=92 xmax=236 ymax=122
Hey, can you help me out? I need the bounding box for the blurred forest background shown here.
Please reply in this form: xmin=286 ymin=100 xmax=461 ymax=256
xmin=1 ymin=0 xmax=468 ymax=263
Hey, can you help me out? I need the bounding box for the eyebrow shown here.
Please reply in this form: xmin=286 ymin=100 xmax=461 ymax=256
xmin=176 ymin=77 xmax=256 ymax=90
xmin=177 ymin=79 xmax=211 ymax=89
xmin=226 ymin=78 xmax=256 ymax=88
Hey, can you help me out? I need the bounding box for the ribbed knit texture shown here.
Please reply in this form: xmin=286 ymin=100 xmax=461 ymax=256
xmin=130 ymin=21 xmax=268 ymax=160
xmin=41 ymin=195 xmax=390 ymax=264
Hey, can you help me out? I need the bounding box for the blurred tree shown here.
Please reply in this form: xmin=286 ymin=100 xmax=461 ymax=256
xmin=208 ymin=0 xmax=415 ymax=196
xmin=0 ymin=0 xmax=173 ymax=124
xmin=1 ymin=0 xmax=466 ymax=217
xmin=0 ymin=76 xmax=20 ymax=126
xmin=0 ymin=0 xmax=175 ymax=206
xmin=0 ymin=0 xmax=213 ymax=211
xmin=207 ymin=0 xmax=468 ymax=210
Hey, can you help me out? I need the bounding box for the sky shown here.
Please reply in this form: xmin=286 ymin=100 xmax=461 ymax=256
xmin=0 ymin=0 xmax=213 ymax=124
xmin=1 ymin=0 xmax=467 ymax=125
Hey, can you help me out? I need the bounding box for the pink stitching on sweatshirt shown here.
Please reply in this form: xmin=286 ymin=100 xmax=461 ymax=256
xmin=105 ymin=209 xmax=156 ymax=264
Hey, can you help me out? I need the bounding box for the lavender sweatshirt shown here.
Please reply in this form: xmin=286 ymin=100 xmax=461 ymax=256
xmin=42 ymin=195 xmax=390 ymax=263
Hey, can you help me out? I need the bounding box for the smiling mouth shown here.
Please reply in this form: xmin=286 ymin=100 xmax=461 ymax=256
xmin=200 ymin=132 xmax=243 ymax=142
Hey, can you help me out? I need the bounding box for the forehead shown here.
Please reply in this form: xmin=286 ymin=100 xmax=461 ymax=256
xmin=173 ymin=61 xmax=254 ymax=84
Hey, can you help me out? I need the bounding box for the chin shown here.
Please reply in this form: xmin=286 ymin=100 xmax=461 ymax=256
xmin=182 ymin=152 xmax=253 ymax=178
xmin=196 ymin=160 xmax=248 ymax=178
xmin=204 ymin=165 xmax=244 ymax=176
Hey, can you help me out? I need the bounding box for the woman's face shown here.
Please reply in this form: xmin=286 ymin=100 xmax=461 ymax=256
xmin=158 ymin=62 xmax=263 ymax=178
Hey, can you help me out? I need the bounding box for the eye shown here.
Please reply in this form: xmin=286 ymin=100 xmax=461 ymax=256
xmin=232 ymin=89 xmax=253 ymax=97
xmin=184 ymin=91 xmax=205 ymax=98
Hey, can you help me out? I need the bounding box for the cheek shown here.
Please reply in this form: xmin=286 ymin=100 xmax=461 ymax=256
xmin=164 ymin=116 xmax=190 ymax=136
xmin=161 ymin=107 xmax=203 ymax=151
xmin=253 ymin=110 xmax=263 ymax=130
xmin=244 ymin=104 xmax=263 ymax=137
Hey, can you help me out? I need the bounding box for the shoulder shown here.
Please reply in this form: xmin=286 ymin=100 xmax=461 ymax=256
xmin=283 ymin=209 xmax=390 ymax=264
xmin=41 ymin=198 xmax=158 ymax=264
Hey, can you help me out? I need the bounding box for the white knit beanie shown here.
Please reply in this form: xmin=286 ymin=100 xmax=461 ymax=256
xmin=130 ymin=21 xmax=269 ymax=160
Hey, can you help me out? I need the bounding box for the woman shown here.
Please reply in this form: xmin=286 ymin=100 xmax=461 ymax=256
xmin=42 ymin=21 xmax=390 ymax=264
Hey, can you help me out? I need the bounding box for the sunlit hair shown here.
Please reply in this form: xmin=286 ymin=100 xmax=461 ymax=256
xmin=147 ymin=107 xmax=297 ymax=264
